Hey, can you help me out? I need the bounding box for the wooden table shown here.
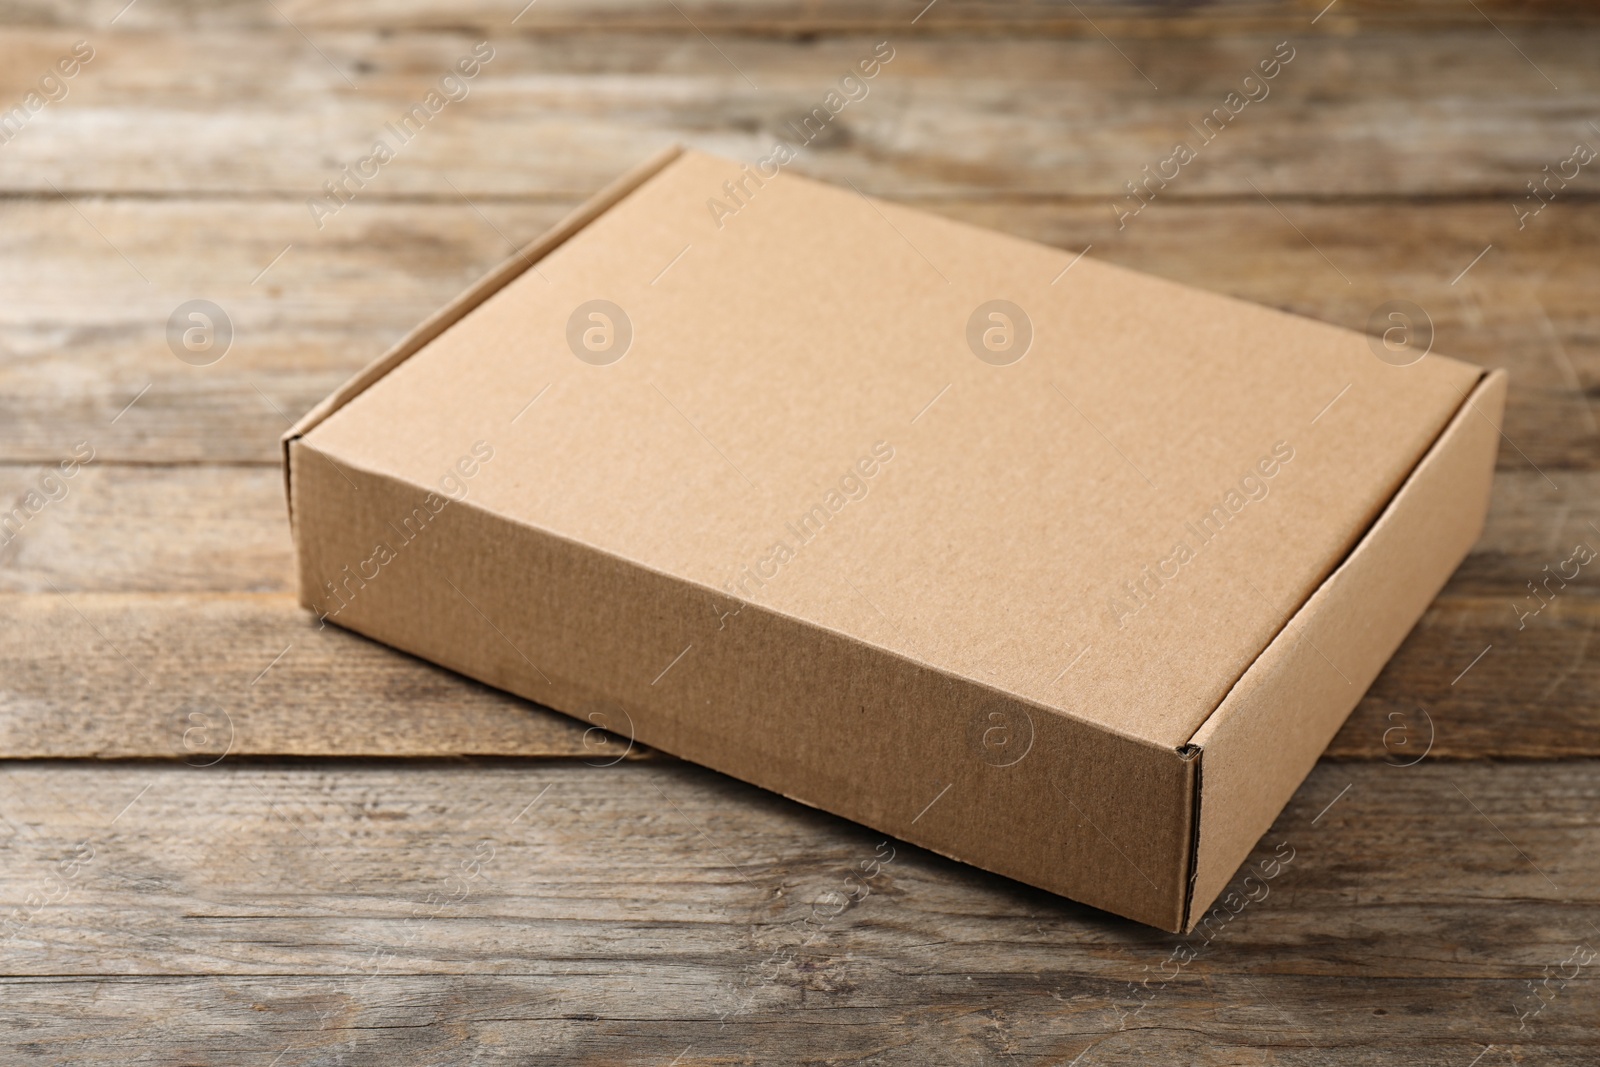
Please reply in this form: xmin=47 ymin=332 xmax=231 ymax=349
xmin=3 ymin=2 xmax=1596 ymax=1062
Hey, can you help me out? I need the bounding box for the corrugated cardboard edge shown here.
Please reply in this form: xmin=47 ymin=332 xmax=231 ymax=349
xmin=278 ymin=143 xmax=686 ymax=523
xmin=1179 ymin=368 xmax=1508 ymax=930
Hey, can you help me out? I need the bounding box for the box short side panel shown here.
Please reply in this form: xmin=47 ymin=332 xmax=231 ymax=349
xmin=289 ymin=438 xmax=1197 ymax=930
xmin=1186 ymin=370 xmax=1506 ymax=926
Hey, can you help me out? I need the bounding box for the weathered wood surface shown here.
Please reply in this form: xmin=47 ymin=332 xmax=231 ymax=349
xmin=16 ymin=0 xmax=1599 ymax=33
xmin=1 ymin=1 xmax=1598 ymax=1063
xmin=0 ymin=30 xmax=1595 ymax=200
xmin=1 ymin=199 xmax=1595 ymax=466
xmin=1 ymin=759 xmax=1597 ymax=1065
xmin=0 ymin=588 xmax=1593 ymax=760
xmin=0 ymin=467 xmax=1594 ymax=759
xmin=6 ymin=466 xmax=1595 ymax=595
xmin=0 ymin=594 xmax=621 ymax=759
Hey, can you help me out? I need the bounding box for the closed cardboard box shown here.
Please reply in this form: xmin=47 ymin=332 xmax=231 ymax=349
xmin=284 ymin=147 xmax=1504 ymax=930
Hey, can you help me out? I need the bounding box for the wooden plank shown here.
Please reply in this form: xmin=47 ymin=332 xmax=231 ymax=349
xmin=0 ymin=464 xmax=296 ymax=594
xmin=0 ymin=593 xmax=619 ymax=759
xmin=0 ymin=198 xmax=570 ymax=465
xmin=1331 ymin=592 xmax=1600 ymax=761
xmin=8 ymin=757 xmax=1599 ymax=971
xmin=2 ymin=198 xmax=1595 ymax=467
xmin=0 ymin=465 xmax=1594 ymax=760
xmin=0 ymin=974 xmax=1595 ymax=1066
xmin=0 ymin=759 xmax=1596 ymax=1063
xmin=0 ymin=31 xmax=1593 ymax=199
xmin=3 ymin=464 xmax=1593 ymax=596
xmin=21 ymin=0 xmax=1595 ymax=34
xmin=0 ymin=585 xmax=1594 ymax=760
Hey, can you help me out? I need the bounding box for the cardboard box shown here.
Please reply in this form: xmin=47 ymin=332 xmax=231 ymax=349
xmin=284 ymin=147 xmax=1504 ymax=931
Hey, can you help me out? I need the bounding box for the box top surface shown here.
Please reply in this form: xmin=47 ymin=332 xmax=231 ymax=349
xmin=305 ymin=149 xmax=1482 ymax=750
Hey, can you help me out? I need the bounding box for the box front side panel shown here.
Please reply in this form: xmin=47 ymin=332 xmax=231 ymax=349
xmin=291 ymin=439 xmax=1197 ymax=929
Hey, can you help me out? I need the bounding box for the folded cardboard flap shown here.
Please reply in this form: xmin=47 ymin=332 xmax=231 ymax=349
xmin=1183 ymin=369 xmax=1505 ymax=929
xmin=279 ymin=144 xmax=687 ymax=523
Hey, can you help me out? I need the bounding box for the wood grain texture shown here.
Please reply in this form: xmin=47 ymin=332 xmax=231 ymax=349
xmin=0 ymin=589 xmax=1593 ymax=760
xmin=1 ymin=198 xmax=1595 ymax=467
xmin=1 ymin=1 xmax=1597 ymax=1061
xmin=0 ymin=758 xmax=1597 ymax=1064
xmin=0 ymin=592 xmax=633 ymax=759
xmin=16 ymin=0 xmax=1598 ymax=34
xmin=0 ymin=31 xmax=1595 ymax=199
xmin=0 ymin=466 xmax=1593 ymax=759
xmin=7 ymin=465 xmax=1596 ymax=595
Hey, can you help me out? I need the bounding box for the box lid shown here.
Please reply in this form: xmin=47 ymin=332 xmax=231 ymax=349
xmin=301 ymin=148 xmax=1483 ymax=752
